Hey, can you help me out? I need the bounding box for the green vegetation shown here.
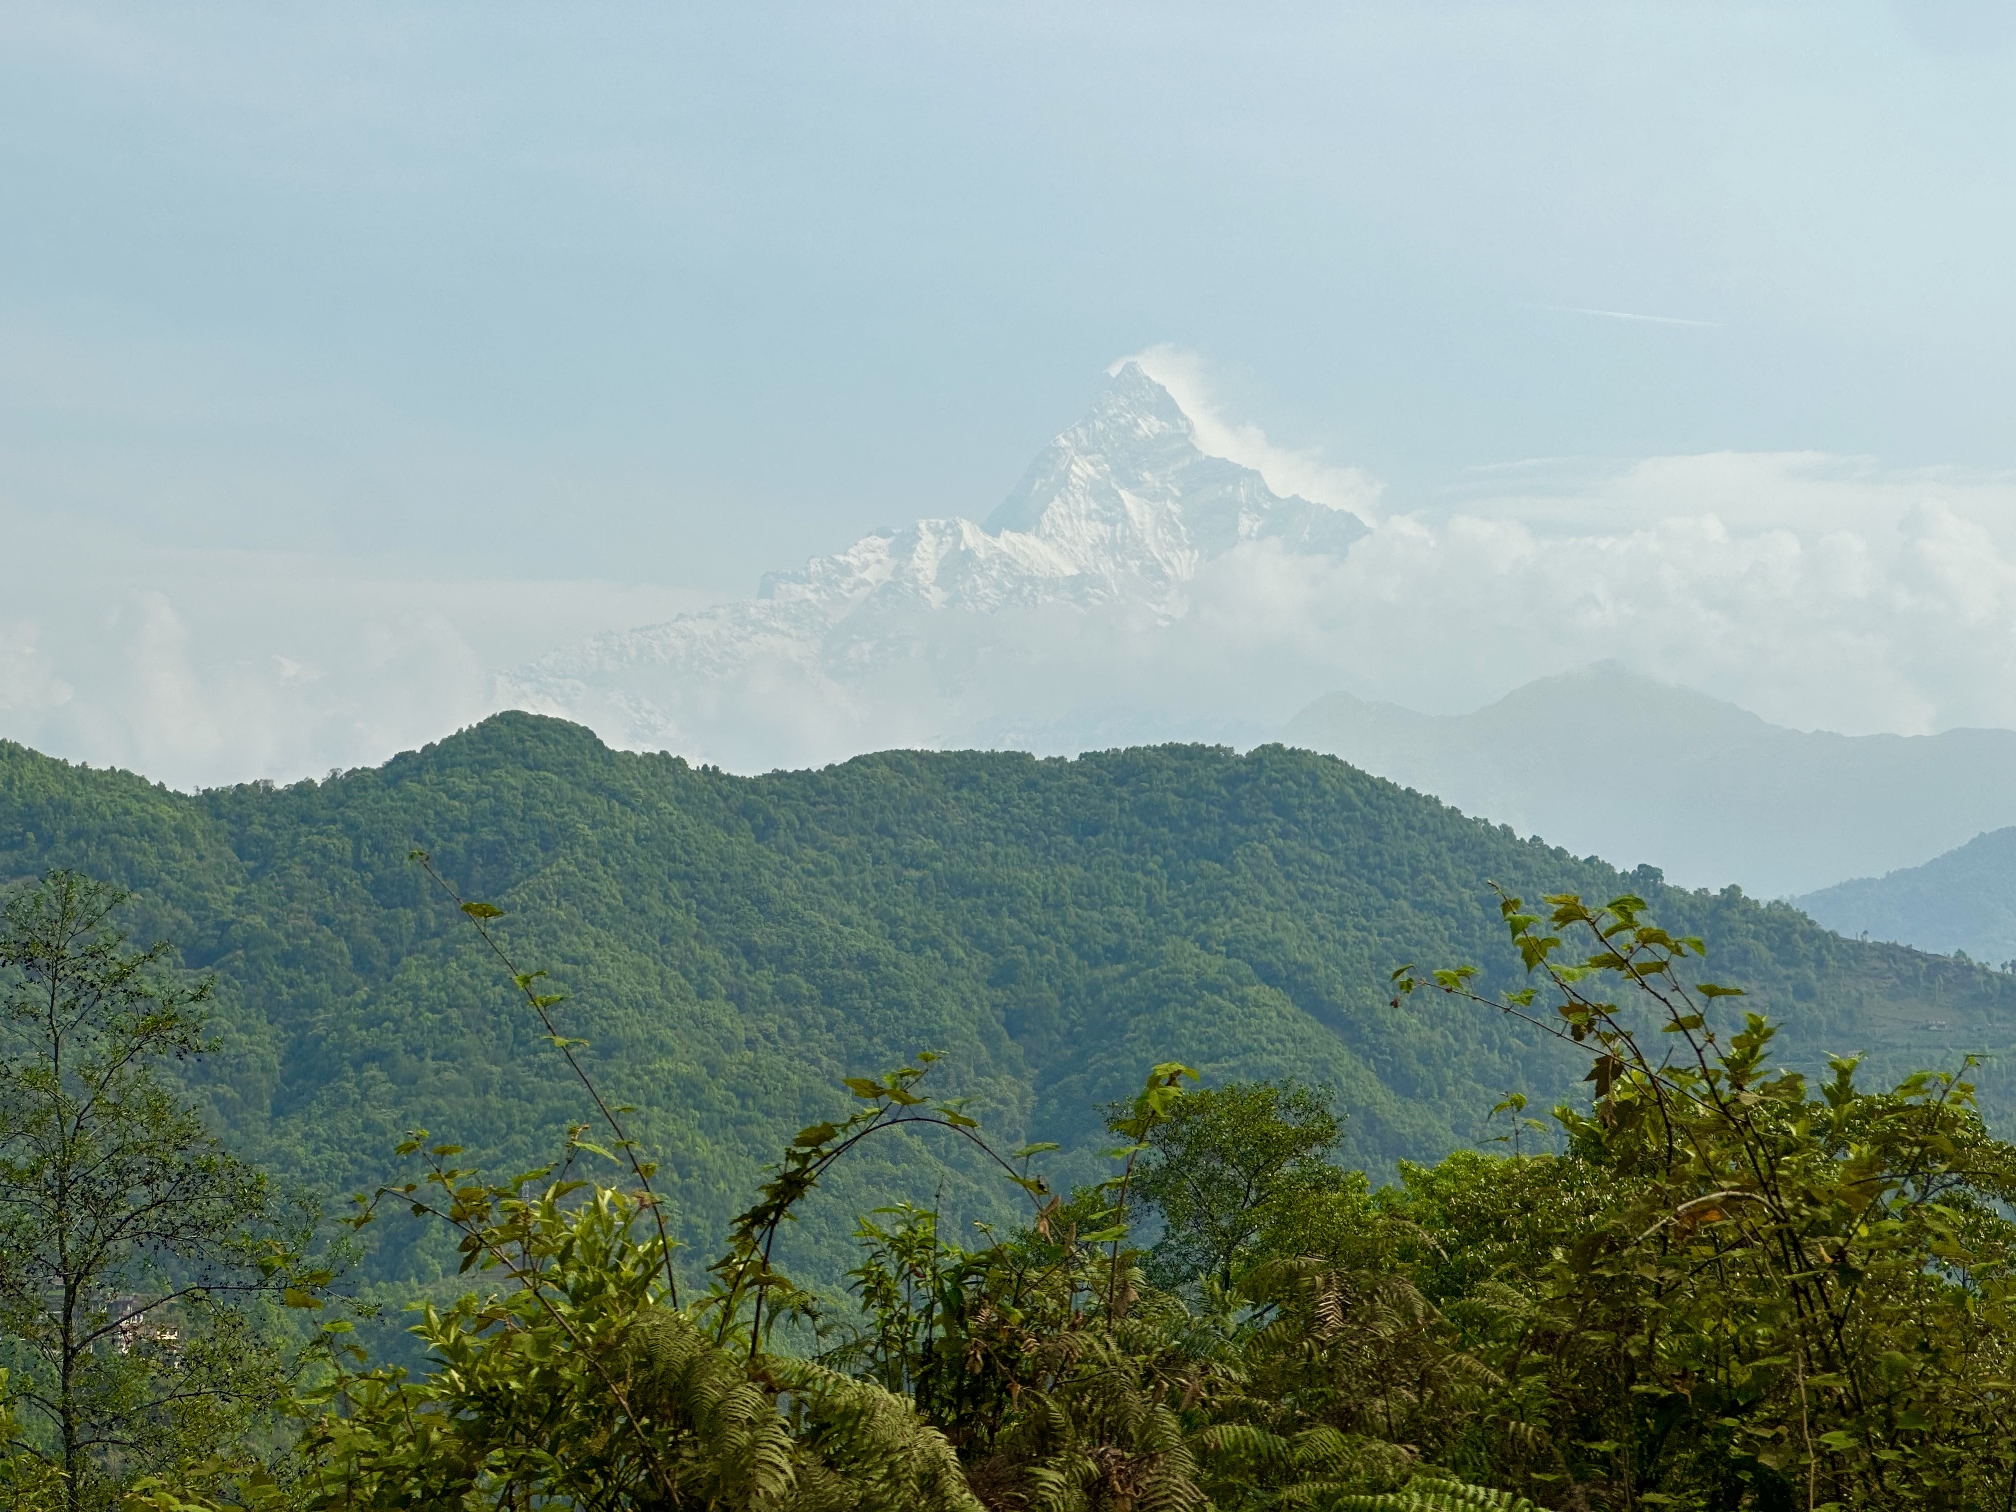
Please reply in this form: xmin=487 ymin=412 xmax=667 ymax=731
xmin=34 ymin=881 xmax=2016 ymax=1510
xmin=3 ymin=711 xmax=2016 ymax=1504
xmin=0 ymin=874 xmax=326 ymax=1510
xmin=1 ymin=711 xmax=2010 ymax=1310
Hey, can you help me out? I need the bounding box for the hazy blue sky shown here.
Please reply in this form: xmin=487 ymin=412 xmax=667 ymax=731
xmin=8 ymin=2 xmax=2015 ymax=581
xmin=6 ymin=2 xmax=2016 ymax=785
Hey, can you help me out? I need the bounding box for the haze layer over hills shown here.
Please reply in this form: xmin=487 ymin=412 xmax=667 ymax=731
xmin=1284 ymin=665 xmax=2016 ymax=900
xmin=7 ymin=357 xmax=2014 ymax=945
xmin=481 ymin=362 xmax=2016 ymax=925
xmin=1798 ymin=829 xmax=2016 ymax=967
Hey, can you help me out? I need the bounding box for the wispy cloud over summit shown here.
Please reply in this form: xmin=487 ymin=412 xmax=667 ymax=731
xmin=1117 ymin=346 xmax=1387 ymax=523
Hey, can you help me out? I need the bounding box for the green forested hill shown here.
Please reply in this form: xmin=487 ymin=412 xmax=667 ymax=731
xmin=2 ymin=712 xmax=2011 ymax=1297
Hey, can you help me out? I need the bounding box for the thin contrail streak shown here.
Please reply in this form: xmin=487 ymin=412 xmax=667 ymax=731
xmin=1532 ymin=302 xmax=1722 ymax=328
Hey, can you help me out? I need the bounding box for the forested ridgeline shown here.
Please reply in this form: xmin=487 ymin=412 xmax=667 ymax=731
xmin=1 ymin=710 xmax=2010 ymax=1306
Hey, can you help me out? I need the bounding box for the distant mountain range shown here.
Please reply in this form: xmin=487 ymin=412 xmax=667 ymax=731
xmin=493 ymin=367 xmax=2016 ymax=919
xmin=501 ymin=363 xmax=1365 ymax=769
xmin=1796 ymin=829 xmax=2016 ymax=967
xmin=1281 ymin=665 xmax=2016 ymax=900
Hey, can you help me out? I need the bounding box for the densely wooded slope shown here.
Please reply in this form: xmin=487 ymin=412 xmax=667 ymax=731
xmin=2 ymin=712 xmax=2008 ymax=1293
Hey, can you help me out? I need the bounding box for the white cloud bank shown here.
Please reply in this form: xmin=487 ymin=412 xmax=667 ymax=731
xmin=1355 ymin=452 xmax=2016 ymax=737
xmin=506 ymin=441 xmax=2016 ymax=776
xmin=0 ymin=505 xmax=719 ymax=789
xmin=972 ymin=460 xmax=2016 ymax=747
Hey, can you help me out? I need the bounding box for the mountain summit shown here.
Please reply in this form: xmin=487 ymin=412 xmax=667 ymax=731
xmin=503 ymin=364 xmax=1368 ymax=766
xmin=977 ymin=361 xmax=1366 ymax=582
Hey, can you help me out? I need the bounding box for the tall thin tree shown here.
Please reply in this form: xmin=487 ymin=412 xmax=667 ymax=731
xmin=0 ymin=871 xmax=319 ymax=1511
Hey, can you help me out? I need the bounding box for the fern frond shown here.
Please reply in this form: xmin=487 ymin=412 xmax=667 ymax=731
xmin=773 ymin=1357 xmax=983 ymax=1512
xmin=1328 ymin=1471 xmax=1555 ymax=1512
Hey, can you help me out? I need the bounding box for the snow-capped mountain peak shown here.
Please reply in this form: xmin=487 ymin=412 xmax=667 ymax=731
xmin=755 ymin=361 xmax=1365 ymax=616
xmin=501 ymin=363 xmax=1370 ymax=765
xmin=984 ymin=360 xmax=1196 ymax=535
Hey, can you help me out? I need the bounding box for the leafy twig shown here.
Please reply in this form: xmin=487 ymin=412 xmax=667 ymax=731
xmin=409 ymin=850 xmax=680 ymax=1308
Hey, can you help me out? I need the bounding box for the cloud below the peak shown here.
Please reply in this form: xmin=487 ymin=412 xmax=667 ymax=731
xmin=503 ymin=441 xmax=2016 ymax=779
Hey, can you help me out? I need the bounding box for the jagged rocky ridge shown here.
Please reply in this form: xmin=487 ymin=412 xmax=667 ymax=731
xmin=501 ymin=364 xmax=1367 ymax=767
